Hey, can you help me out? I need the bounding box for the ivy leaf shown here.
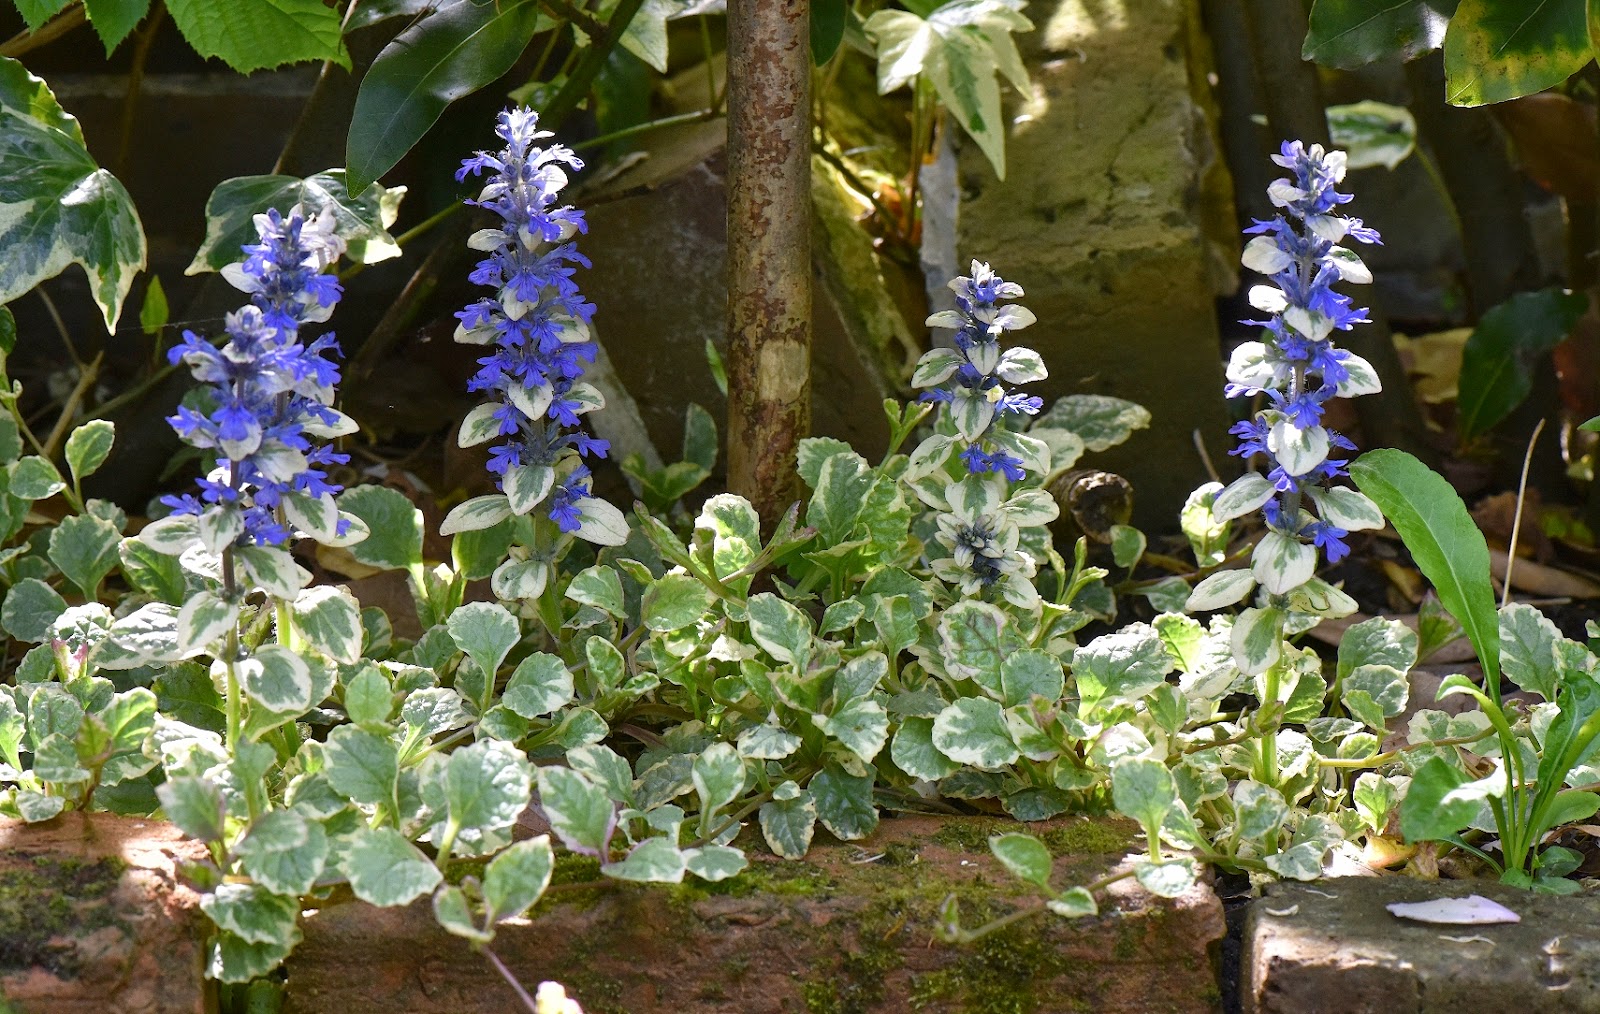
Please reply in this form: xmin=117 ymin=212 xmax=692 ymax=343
xmin=1303 ymin=0 xmax=1460 ymax=68
xmin=863 ymin=0 xmax=1033 ymax=178
xmin=809 ymin=762 xmax=878 ymax=841
xmin=338 ymin=485 xmax=424 ymax=571
xmin=484 ymin=836 xmax=554 ymax=922
xmin=447 ymin=602 xmax=520 ymax=682
xmin=536 ymin=766 xmax=614 ymax=856
xmin=347 ymin=0 xmax=546 ymax=191
xmin=49 ymin=513 xmax=122 ymax=599
xmin=604 ymin=836 xmax=687 ymax=883
xmin=187 ymin=171 xmax=406 ymax=274
xmin=758 ymin=781 xmax=817 ymax=859
xmin=0 ymin=58 xmax=145 ymax=331
xmin=989 ymin=832 xmax=1052 ymax=890
xmin=437 ymin=739 xmax=532 ymax=846
xmin=166 ymin=0 xmax=349 ymax=74
xmin=932 ymin=697 xmax=1019 ymax=769
xmin=340 ymin=827 xmax=442 ymax=906
xmin=235 ymin=809 xmax=329 ymax=897
xmin=642 ymin=573 xmax=713 ymax=632
xmin=64 ymin=420 xmax=115 ymax=486
xmin=293 ymin=585 xmax=364 ymax=665
xmin=1032 ymin=395 xmax=1152 ymax=452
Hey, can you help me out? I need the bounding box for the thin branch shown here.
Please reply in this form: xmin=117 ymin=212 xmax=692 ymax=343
xmin=1502 ymin=418 xmax=1546 ymax=608
xmin=115 ymin=2 xmax=166 ymax=177
xmin=541 ymin=0 xmax=606 ymax=38
xmin=42 ymin=352 xmax=104 ymax=460
xmin=481 ymin=945 xmax=541 ymax=1014
xmin=0 ymin=2 xmax=86 ymax=58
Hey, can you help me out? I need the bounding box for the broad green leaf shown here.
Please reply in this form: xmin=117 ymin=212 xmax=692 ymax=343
xmin=119 ymin=536 xmax=187 ymax=604
xmin=323 ymin=725 xmax=399 ymax=806
xmin=759 ymin=781 xmax=817 ymax=859
xmin=49 ymin=513 xmax=122 ymax=598
xmin=1399 ymin=756 xmax=1479 ymax=841
xmin=338 ymin=485 xmax=423 ymax=570
xmin=503 ymin=652 xmax=574 ymax=718
xmin=341 ymin=827 xmax=441 ymax=906
xmin=1033 ymin=395 xmax=1151 ymax=452
xmin=346 ymin=0 xmax=545 ymax=191
xmin=537 ymin=766 xmax=613 ymax=856
xmin=642 ymin=573 xmax=713 ymax=632
xmin=990 ymin=832 xmax=1052 ymax=889
xmin=692 ymin=742 xmax=745 ymax=820
xmin=1444 ymin=0 xmax=1589 ymax=106
xmin=932 ymin=697 xmax=1019 ymax=769
xmin=201 ymin=883 xmax=298 ymax=945
xmin=293 ymin=585 xmax=364 ymax=664
xmin=138 ymin=273 xmax=167 ymax=335
xmin=1074 ymin=626 xmax=1174 ymax=711
xmin=166 ymin=0 xmax=349 ymax=74
xmin=1000 ymin=648 xmax=1064 ymax=707
xmin=815 ymin=697 xmax=890 ymax=764
xmin=746 ymin=593 xmax=813 ymax=666
xmin=188 ymin=171 xmax=405 ymax=273
xmin=484 ymin=836 xmax=554 ymax=922
xmin=64 ymin=420 xmax=114 ymax=485
xmin=84 ymin=0 xmax=152 ymax=55
xmin=1303 ymin=0 xmax=1460 ymax=68
xmin=604 ymin=836 xmax=687 ymax=883
xmin=810 ymin=762 xmax=878 ymax=841
xmin=1111 ymin=757 xmax=1177 ymax=835
xmin=157 ymin=776 xmax=226 ymax=841
xmin=447 ymin=602 xmax=520 ymax=681
xmin=0 ymin=58 xmax=145 ymax=330
xmin=1350 ymin=449 xmax=1500 ymax=689
xmin=15 ymin=0 xmax=72 ymax=33
xmin=1337 ymin=616 xmax=1418 ymax=680
xmin=344 ymin=664 xmax=394 ymax=726
xmin=1456 ymin=289 xmax=1586 ymax=440
xmin=439 ymin=739 xmax=532 ymax=842
xmin=891 ymin=715 xmax=961 ymax=780
xmin=235 ymin=809 xmax=329 ymax=897
xmin=1 ymin=578 xmax=67 ymax=642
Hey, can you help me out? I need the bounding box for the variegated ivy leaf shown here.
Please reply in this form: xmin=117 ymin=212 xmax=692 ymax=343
xmin=1211 ymin=472 xmax=1276 ymax=522
xmin=447 ymin=602 xmax=520 ymax=682
xmin=737 ymin=723 xmax=803 ymax=761
xmin=692 ymin=742 xmax=745 ymax=821
xmin=138 ymin=514 xmax=199 ymax=555
xmin=188 ymin=170 xmax=404 ymax=273
xmin=1133 ymin=857 xmax=1197 ymax=898
xmin=0 ymin=58 xmax=145 ymax=331
xmin=1186 ymin=569 xmax=1256 ymax=612
xmin=340 ymin=827 xmax=441 ymax=907
xmin=1267 ymin=420 xmax=1330 ymax=477
xmin=815 ymin=697 xmax=890 ymax=763
xmin=1308 ymin=485 xmax=1384 ymax=531
xmin=1336 ymin=353 xmax=1381 ymax=397
xmin=242 ymin=644 xmax=315 ymax=713
xmin=503 ymin=652 xmax=574 ymax=719
xmin=1231 ymin=606 xmax=1284 ymax=676
xmin=283 ymin=491 xmax=339 ymax=543
xmin=94 ymin=602 xmax=183 ymax=670
xmin=177 ymin=591 xmax=239 ymax=655
xmin=234 ymin=545 xmax=312 ymax=598
xmin=504 ymin=464 xmax=556 ymax=515
xmin=1233 ymin=780 xmax=1288 ymax=842
xmin=1252 ymin=532 xmax=1315 ymax=595
xmin=573 ymin=498 xmax=629 ymax=546
xmin=1072 ymin=625 xmax=1174 ymax=712
xmin=1285 ymin=577 xmax=1358 ymax=620
xmin=490 ymin=559 xmax=548 ymax=601
xmin=458 ymin=403 xmax=502 ymax=448
xmin=863 ymin=1 xmax=1031 ymax=177
xmin=684 ymin=844 xmax=747 ymax=882
xmin=440 ymin=494 xmax=513 ymax=536
xmin=292 ymin=585 xmax=363 ymax=664
xmin=913 ymin=348 xmax=965 ymax=387
xmin=950 ymin=392 xmax=997 ymax=441
xmin=938 ymin=600 xmax=1013 ymax=696
xmin=1032 ymin=394 xmax=1152 ymax=452
xmin=605 ymin=837 xmax=687 ymax=883
xmin=747 ymin=593 xmax=813 ymax=667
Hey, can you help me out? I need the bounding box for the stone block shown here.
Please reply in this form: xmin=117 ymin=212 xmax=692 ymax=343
xmin=1244 ymin=877 xmax=1600 ymax=1013
xmin=286 ymin=815 xmax=1224 ymax=1013
xmin=953 ymin=0 xmax=1237 ymax=529
xmin=0 ymin=813 xmax=210 ymax=1014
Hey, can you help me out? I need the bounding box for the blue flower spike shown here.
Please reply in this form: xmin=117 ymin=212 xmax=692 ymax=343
xmin=143 ymin=203 xmax=367 ymax=593
xmin=907 ymin=261 xmax=1059 ymax=608
xmin=442 ymin=106 xmax=626 ymax=559
xmin=1211 ymin=141 xmax=1387 ymax=597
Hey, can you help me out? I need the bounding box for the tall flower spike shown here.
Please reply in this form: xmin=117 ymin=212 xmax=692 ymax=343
xmin=444 ymin=107 xmax=625 ymax=549
xmin=905 ymin=261 xmax=1058 ymax=609
xmin=1212 ymin=141 xmax=1387 ymax=596
xmin=159 ymin=204 xmax=362 ymax=556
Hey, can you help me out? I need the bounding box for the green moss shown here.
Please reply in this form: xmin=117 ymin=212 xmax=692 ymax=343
xmin=797 ymin=907 xmax=906 ymax=1014
xmin=549 ymin=853 xmax=603 ymax=886
xmin=0 ymin=853 xmax=126 ymax=978
xmin=679 ymin=861 xmax=835 ymax=901
xmin=1036 ymin=820 xmax=1134 ymax=857
xmin=907 ymin=921 xmax=1071 ymax=1014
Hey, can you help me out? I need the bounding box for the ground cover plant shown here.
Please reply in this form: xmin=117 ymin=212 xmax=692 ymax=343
xmin=1 ymin=1 xmax=1600 ymax=1009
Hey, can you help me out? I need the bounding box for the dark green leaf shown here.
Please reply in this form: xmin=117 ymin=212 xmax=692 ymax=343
xmin=346 ymin=0 xmax=545 ymax=191
xmin=812 ymin=0 xmax=847 ymax=64
xmin=1457 ymin=289 xmax=1586 ymax=440
xmin=1350 ymin=449 xmax=1501 ymax=690
xmin=1303 ymin=0 xmax=1460 ymax=68
xmin=84 ymin=0 xmax=153 ymax=54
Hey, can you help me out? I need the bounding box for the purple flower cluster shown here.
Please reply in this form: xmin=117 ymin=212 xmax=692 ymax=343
xmin=915 ymin=261 xmax=1047 ymax=482
xmin=163 ymin=205 xmax=353 ymax=546
xmin=454 ymin=107 xmax=608 ymax=532
xmin=1226 ymin=141 xmax=1385 ymax=566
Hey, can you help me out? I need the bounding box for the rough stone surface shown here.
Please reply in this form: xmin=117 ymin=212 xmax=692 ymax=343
xmin=286 ymin=814 xmax=1225 ymax=1013
xmin=1245 ymin=877 xmax=1600 ymax=1013
xmin=0 ymin=813 xmax=210 ymax=1014
xmin=954 ymin=0 xmax=1236 ymax=529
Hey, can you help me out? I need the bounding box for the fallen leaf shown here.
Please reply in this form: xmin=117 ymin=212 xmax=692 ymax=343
xmin=1490 ymin=550 xmax=1600 ymax=599
xmin=1387 ymin=895 xmax=1520 ymax=925
xmin=1263 ymin=905 xmax=1299 ymax=917
xmin=1439 ymin=934 xmax=1495 ymax=945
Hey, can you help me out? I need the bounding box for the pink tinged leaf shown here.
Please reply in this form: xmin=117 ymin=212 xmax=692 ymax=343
xmin=1385 ymin=895 xmax=1520 ymax=925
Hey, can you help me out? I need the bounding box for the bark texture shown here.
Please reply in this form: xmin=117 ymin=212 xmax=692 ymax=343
xmin=725 ymin=0 xmax=812 ymax=529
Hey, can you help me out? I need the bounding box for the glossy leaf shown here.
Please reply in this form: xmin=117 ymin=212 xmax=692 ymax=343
xmin=346 ymin=0 xmax=545 ymax=191
xmin=166 ymin=0 xmax=349 ymax=74
xmin=1303 ymin=0 xmax=1460 ymax=67
xmin=1444 ymin=0 xmax=1590 ymax=107
xmin=1456 ymin=288 xmax=1585 ymax=440
xmin=187 ymin=171 xmax=406 ymax=273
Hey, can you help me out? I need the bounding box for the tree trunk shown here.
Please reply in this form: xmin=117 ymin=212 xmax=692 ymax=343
xmin=725 ymin=0 xmax=812 ymax=528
